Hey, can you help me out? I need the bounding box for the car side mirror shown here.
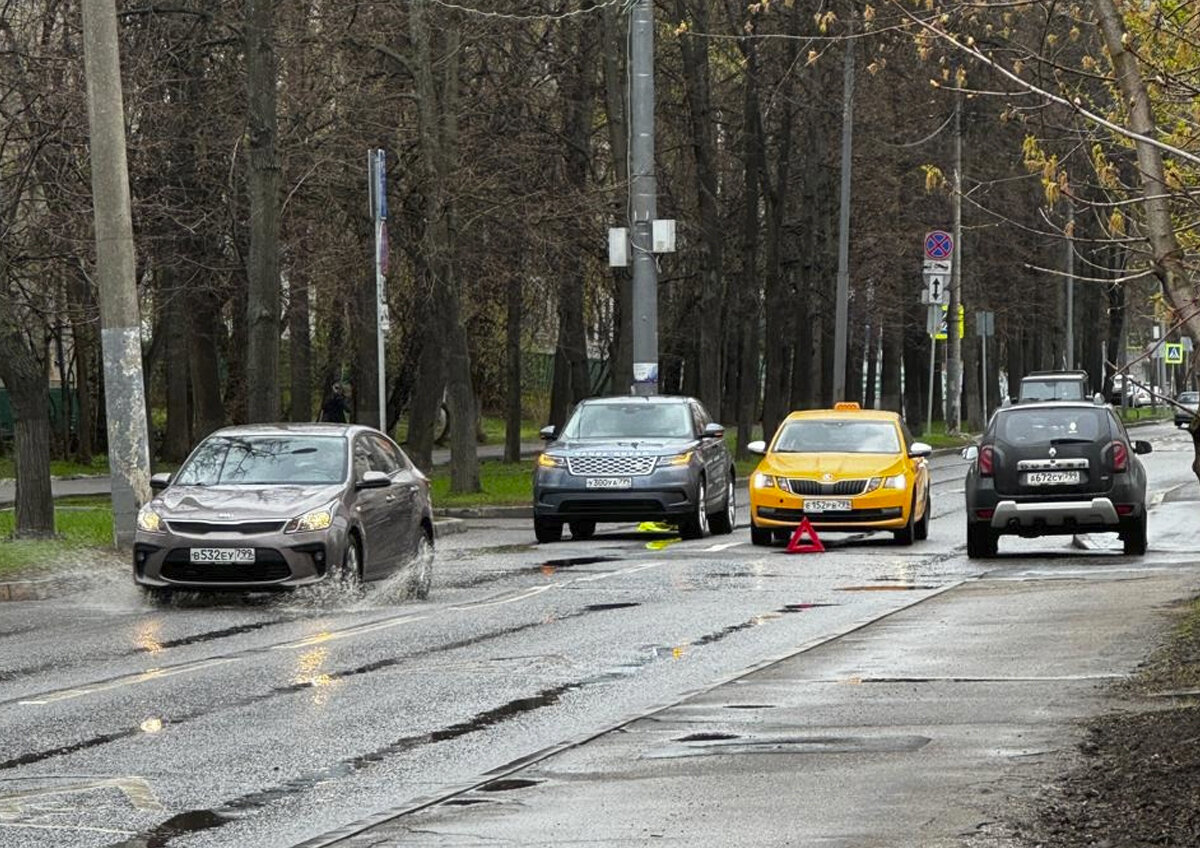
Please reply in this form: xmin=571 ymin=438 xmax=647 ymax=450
xmin=539 ymin=425 xmax=557 ymax=441
xmin=747 ymin=440 xmax=767 ymax=455
xmin=150 ymin=472 xmax=172 ymax=491
xmin=909 ymin=441 xmax=933 ymax=458
xmin=1133 ymin=440 xmax=1153 ymax=455
xmin=702 ymin=422 xmax=725 ymax=439
xmin=961 ymin=445 xmax=979 ymax=462
xmin=357 ymin=470 xmax=391 ymax=489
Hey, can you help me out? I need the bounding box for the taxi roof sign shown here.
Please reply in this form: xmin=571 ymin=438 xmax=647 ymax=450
xmin=834 ymin=402 xmax=861 ymax=411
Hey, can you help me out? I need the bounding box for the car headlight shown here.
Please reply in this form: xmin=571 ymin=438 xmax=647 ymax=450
xmin=863 ymin=477 xmax=882 ymax=494
xmin=537 ymin=453 xmax=564 ymax=468
xmin=137 ymin=505 xmax=163 ymax=533
xmin=284 ymin=501 xmax=337 ymax=534
xmin=884 ymin=473 xmax=908 ymax=490
xmin=663 ymin=451 xmax=693 ymax=466
xmin=753 ymin=472 xmax=776 ymax=488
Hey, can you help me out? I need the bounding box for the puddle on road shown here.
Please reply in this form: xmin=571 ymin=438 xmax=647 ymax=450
xmin=585 ymin=602 xmax=641 ymax=612
xmin=111 ymin=809 xmax=233 ymax=848
xmin=538 ymin=556 xmax=620 ymax=573
xmin=724 ymin=704 xmax=776 ymax=710
xmin=478 ymin=778 xmax=542 ymax=792
xmin=675 ymin=732 xmax=740 ymax=742
xmin=779 ymin=603 xmax=838 ymax=613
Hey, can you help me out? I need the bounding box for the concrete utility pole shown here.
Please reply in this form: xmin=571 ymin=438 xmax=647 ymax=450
xmin=832 ymin=22 xmax=855 ymax=403
xmin=629 ymin=0 xmax=658 ymax=395
xmin=81 ymin=0 xmax=152 ymax=547
xmin=946 ymin=93 xmax=963 ymax=433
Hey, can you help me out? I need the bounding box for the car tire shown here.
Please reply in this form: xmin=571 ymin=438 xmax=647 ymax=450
xmin=914 ymin=491 xmax=931 ymax=541
xmin=412 ymin=529 xmax=434 ymax=599
xmin=1121 ymin=513 xmax=1148 ymax=556
xmin=773 ymin=528 xmax=793 ymax=542
xmin=750 ymin=522 xmax=773 ymax=546
xmin=708 ymin=477 xmax=736 ymax=535
xmin=893 ymin=494 xmax=917 ymax=546
xmin=569 ymin=520 xmax=596 ymax=540
xmin=534 ymin=517 xmax=563 ymax=544
xmin=332 ymin=536 xmax=364 ymax=592
xmin=680 ymin=479 xmax=710 ymax=540
xmin=966 ymin=523 xmax=997 ymax=559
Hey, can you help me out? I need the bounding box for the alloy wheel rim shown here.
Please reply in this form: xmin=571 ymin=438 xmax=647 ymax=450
xmin=698 ymin=481 xmax=708 ymax=534
xmin=727 ymin=481 xmax=736 ymax=527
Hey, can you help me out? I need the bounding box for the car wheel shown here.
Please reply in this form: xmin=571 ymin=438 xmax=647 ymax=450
xmin=680 ymin=479 xmax=709 ymax=540
xmin=914 ymin=491 xmax=931 ymax=541
xmin=966 ymin=523 xmax=997 ymax=558
xmin=139 ymin=585 xmax=173 ymax=606
xmin=412 ymin=529 xmax=434 ymax=599
xmin=708 ymin=477 xmax=736 ymax=535
xmin=893 ymin=494 xmax=916 ymax=545
xmin=569 ymin=520 xmax=596 ymax=540
xmin=434 ymin=402 xmax=450 ymax=444
xmin=772 ymin=528 xmax=792 ymax=542
xmin=750 ymin=522 xmax=773 ymax=546
xmin=534 ymin=517 xmax=563 ymax=544
xmin=332 ymin=536 xmax=364 ymax=592
xmin=1121 ymin=513 xmax=1148 ymax=556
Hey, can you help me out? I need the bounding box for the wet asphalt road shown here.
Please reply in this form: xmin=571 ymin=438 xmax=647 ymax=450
xmin=0 ymin=422 xmax=1196 ymax=848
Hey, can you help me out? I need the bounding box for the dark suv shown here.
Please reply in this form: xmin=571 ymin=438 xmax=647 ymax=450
xmin=532 ymin=396 xmax=735 ymax=543
xmin=963 ymin=401 xmax=1151 ymax=557
xmin=1017 ymin=370 xmax=1090 ymax=403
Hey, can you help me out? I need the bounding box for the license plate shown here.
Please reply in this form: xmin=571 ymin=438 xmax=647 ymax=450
xmin=189 ymin=547 xmax=255 ymax=564
xmin=802 ymin=499 xmax=851 ymax=513
xmin=585 ymin=477 xmax=633 ymax=489
xmin=1024 ymin=471 xmax=1081 ymax=486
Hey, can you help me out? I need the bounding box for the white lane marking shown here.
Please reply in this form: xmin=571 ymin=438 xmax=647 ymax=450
xmin=449 ymin=585 xmax=557 ymax=611
xmin=575 ymin=562 xmax=661 ymax=583
xmin=271 ymin=614 xmax=429 ymax=650
xmin=18 ymin=658 xmax=239 ymax=705
xmin=703 ymin=541 xmax=743 ymax=552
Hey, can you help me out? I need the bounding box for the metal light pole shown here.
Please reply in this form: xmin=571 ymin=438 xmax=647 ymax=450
xmin=1065 ymin=201 xmax=1075 ymax=370
xmin=832 ymin=21 xmax=855 ymax=402
xmin=629 ymin=0 xmax=658 ymax=395
xmin=81 ymin=0 xmax=152 ymax=547
xmin=946 ymin=93 xmax=963 ymax=433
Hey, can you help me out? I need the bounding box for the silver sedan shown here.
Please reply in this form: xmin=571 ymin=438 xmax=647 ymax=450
xmin=132 ymin=423 xmax=434 ymax=601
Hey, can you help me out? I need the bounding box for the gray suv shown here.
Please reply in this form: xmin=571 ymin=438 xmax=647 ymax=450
xmin=532 ymin=396 xmax=735 ymax=543
xmin=963 ymin=401 xmax=1151 ymax=557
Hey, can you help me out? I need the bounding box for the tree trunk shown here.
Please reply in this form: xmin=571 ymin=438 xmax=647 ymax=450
xmin=289 ymin=270 xmax=312 ymax=423
xmin=244 ymin=0 xmax=281 ymax=423
xmin=162 ymin=277 xmax=191 ymax=462
xmin=190 ymin=287 xmax=226 ymax=440
xmin=675 ymin=0 xmax=723 ymax=413
xmin=505 ymin=272 xmax=523 ymax=463
xmin=0 ymin=327 xmax=54 ymax=538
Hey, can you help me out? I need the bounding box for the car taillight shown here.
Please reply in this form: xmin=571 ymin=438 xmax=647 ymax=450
xmin=1110 ymin=440 xmax=1128 ymax=473
xmin=979 ymin=445 xmax=994 ymax=477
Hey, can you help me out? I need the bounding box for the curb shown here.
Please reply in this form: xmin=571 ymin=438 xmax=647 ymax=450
xmin=434 ymin=506 xmax=531 ymax=520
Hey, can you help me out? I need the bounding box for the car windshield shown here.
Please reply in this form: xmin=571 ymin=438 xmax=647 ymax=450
xmin=174 ymin=435 xmax=347 ymax=485
xmin=1020 ymin=379 xmax=1086 ymax=401
xmin=772 ymin=420 xmax=901 ymax=454
xmin=1179 ymin=392 xmax=1199 ymax=403
xmin=563 ymin=403 xmax=693 ymax=439
xmin=995 ymin=408 xmax=1108 ymax=446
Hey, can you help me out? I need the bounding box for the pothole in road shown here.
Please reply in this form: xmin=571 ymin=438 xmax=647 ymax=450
xmin=539 ymin=556 xmax=621 ymax=572
xmin=444 ymin=798 xmax=493 ymax=806
xmin=585 ymin=602 xmax=641 ymax=612
xmin=835 ymin=585 xmax=938 ymax=592
xmin=675 ymin=732 xmax=741 ymax=742
xmin=724 ymin=704 xmax=776 ymax=710
xmin=479 ymin=778 xmax=543 ymax=792
xmin=779 ymin=603 xmax=839 ymax=613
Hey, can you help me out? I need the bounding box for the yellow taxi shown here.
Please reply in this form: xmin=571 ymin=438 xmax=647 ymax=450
xmin=747 ymin=403 xmax=932 ymax=546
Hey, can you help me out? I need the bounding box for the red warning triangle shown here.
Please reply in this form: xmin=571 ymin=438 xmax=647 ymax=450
xmin=786 ymin=517 xmax=825 ymax=553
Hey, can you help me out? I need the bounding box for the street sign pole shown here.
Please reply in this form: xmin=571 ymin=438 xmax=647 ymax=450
xmin=369 ymin=148 xmax=388 ymax=431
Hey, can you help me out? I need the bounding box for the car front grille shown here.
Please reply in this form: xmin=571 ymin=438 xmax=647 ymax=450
xmin=784 ymin=478 xmax=869 ymax=496
xmin=160 ymin=549 xmax=292 ymax=583
xmin=566 ymin=455 xmax=658 ymax=477
xmin=166 ymin=520 xmax=288 ymax=536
